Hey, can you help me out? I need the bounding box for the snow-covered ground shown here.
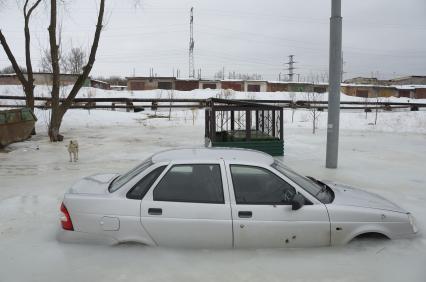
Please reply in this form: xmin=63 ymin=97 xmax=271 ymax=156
xmin=1 ymin=88 xmax=426 ymax=281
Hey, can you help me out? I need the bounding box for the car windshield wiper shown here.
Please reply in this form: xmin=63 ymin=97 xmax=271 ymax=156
xmin=307 ymin=176 xmax=328 ymax=196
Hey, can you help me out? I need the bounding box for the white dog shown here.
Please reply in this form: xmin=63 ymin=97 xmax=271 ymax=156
xmin=67 ymin=140 xmax=79 ymax=162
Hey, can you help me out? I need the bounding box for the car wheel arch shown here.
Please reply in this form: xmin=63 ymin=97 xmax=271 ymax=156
xmin=345 ymin=227 xmax=392 ymax=244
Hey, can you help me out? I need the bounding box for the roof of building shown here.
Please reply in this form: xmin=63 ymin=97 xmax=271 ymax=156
xmin=390 ymin=75 xmax=426 ymax=81
xmin=90 ymin=79 xmax=110 ymax=84
xmin=126 ymin=76 xmax=176 ymax=80
xmin=0 ymin=72 xmax=80 ymax=76
xmin=151 ymin=147 xmax=274 ymax=164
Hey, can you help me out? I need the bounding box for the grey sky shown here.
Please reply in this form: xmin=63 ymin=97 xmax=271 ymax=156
xmin=1 ymin=0 xmax=425 ymax=81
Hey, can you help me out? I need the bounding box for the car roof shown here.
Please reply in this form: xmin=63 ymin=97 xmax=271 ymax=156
xmin=151 ymin=147 xmax=274 ymax=165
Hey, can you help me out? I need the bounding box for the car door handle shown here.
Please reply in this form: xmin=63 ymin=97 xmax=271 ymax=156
xmin=148 ymin=208 xmax=162 ymax=215
xmin=238 ymin=211 xmax=252 ymax=218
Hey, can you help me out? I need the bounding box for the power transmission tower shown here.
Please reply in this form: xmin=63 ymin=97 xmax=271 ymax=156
xmin=189 ymin=7 xmax=195 ymax=78
xmin=285 ymin=55 xmax=296 ymax=82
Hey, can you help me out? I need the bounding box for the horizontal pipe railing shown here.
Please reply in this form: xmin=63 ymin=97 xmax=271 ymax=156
xmin=0 ymin=95 xmax=424 ymax=111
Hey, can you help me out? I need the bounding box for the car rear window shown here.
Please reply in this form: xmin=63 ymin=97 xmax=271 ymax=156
xmin=109 ymin=159 xmax=153 ymax=192
xmin=127 ymin=166 xmax=167 ymax=199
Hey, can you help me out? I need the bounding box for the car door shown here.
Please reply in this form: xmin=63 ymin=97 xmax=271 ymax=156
xmin=226 ymin=162 xmax=330 ymax=248
xmin=140 ymin=161 xmax=233 ymax=248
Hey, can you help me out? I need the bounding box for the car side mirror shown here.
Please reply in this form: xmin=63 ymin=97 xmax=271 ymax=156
xmin=291 ymin=193 xmax=305 ymax=210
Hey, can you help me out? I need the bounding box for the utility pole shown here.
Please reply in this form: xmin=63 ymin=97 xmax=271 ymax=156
xmin=189 ymin=7 xmax=195 ymax=78
xmin=326 ymin=0 xmax=343 ymax=169
xmin=285 ymin=55 xmax=296 ymax=82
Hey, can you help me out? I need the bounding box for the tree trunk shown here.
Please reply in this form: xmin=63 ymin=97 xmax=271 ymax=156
xmin=25 ymin=91 xmax=36 ymax=135
xmin=47 ymin=0 xmax=105 ymax=141
xmin=49 ymin=108 xmax=64 ymax=141
xmin=48 ymin=0 xmax=62 ymax=141
xmin=374 ymin=108 xmax=378 ymax=125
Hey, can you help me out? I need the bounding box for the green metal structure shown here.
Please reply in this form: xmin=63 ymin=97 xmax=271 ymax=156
xmin=205 ymin=98 xmax=284 ymax=156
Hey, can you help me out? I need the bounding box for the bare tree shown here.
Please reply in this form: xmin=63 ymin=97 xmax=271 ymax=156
xmin=40 ymin=48 xmax=58 ymax=72
xmin=167 ymin=89 xmax=174 ymax=120
xmin=289 ymin=91 xmax=296 ymax=123
xmin=64 ymin=47 xmax=86 ymax=74
xmin=48 ymin=0 xmax=105 ymax=141
xmin=305 ymin=91 xmax=322 ymax=134
xmin=363 ymin=96 xmax=369 ymax=119
xmin=0 ymin=0 xmax=43 ymax=117
xmin=214 ymin=69 xmax=224 ymax=80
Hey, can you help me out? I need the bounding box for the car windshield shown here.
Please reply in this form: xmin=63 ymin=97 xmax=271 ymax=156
xmin=109 ymin=158 xmax=153 ymax=192
xmin=271 ymin=160 xmax=328 ymax=201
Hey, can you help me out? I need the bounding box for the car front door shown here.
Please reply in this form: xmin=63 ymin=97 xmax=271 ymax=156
xmin=140 ymin=161 xmax=233 ymax=248
xmin=226 ymin=163 xmax=330 ymax=248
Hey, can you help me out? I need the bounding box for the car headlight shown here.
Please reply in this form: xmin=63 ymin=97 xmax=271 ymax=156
xmin=408 ymin=214 xmax=418 ymax=233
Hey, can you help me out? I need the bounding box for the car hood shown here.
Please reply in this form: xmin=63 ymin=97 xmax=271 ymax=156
xmin=68 ymin=173 xmax=119 ymax=194
xmin=323 ymin=181 xmax=407 ymax=213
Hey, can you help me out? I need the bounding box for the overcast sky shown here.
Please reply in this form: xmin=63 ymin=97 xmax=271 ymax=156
xmin=1 ymin=0 xmax=425 ymax=81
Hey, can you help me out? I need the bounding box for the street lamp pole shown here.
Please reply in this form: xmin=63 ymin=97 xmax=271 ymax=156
xmin=326 ymin=0 xmax=342 ymax=168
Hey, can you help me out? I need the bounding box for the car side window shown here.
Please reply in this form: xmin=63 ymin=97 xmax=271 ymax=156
xmin=153 ymin=164 xmax=224 ymax=204
xmin=230 ymin=165 xmax=296 ymax=205
xmin=127 ymin=166 xmax=167 ymax=200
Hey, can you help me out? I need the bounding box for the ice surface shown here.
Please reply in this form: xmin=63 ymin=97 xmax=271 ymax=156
xmin=0 ymin=91 xmax=426 ymax=281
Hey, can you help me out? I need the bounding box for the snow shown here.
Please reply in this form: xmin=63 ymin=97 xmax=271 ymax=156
xmin=2 ymin=84 xmax=426 ymax=102
xmin=1 ymin=87 xmax=426 ymax=281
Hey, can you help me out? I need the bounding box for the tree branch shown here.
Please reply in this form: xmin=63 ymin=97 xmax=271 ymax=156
xmin=0 ymin=30 xmax=28 ymax=87
xmin=27 ymin=0 xmax=43 ymax=18
xmin=22 ymin=0 xmax=43 ymax=97
xmin=49 ymin=0 xmax=60 ymax=107
xmin=61 ymin=0 xmax=105 ymax=111
xmin=23 ymin=0 xmax=29 ymax=16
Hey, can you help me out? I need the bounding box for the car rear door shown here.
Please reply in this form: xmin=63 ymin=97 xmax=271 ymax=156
xmin=226 ymin=162 xmax=330 ymax=248
xmin=140 ymin=161 xmax=233 ymax=248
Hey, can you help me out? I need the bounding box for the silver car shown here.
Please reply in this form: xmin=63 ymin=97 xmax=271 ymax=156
xmin=60 ymin=148 xmax=418 ymax=248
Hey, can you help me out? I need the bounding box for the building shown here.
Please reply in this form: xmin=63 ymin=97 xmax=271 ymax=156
xmin=341 ymin=84 xmax=398 ymax=98
xmin=389 ymin=76 xmax=426 ymax=85
xmin=395 ymin=86 xmax=415 ymax=98
xmin=175 ymin=79 xmax=199 ymax=91
xmin=90 ymin=79 xmax=110 ymax=90
xmin=287 ymin=82 xmax=315 ymax=92
xmin=414 ymin=87 xmax=426 ymax=99
xmin=267 ymin=82 xmax=288 ymax=92
xmin=200 ymin=80 xmax=220 ymax=89
xmin=126 ymin=77 xmax=175 ymax=91
xmin=110 ymin=85 xmax=127 ymax=91
xmin=244 ymin=81 xmax=268 ymax=92
xmin=343 ymin=77 xmax=384 ymax=85
xmin=0 ymin=72 xmax=85 ymax=86
xmin=344 ymin=76 xmax=426 ymax=86
xmin=221 ymin=80 xmax=244 ymax=91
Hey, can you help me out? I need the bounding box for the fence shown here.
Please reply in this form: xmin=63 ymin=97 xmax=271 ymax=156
xmin=0 ymin=95 xmax=425 ymax=112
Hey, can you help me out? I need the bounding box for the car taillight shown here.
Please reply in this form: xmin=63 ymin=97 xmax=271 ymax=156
xmin=60 ymin=203 xmax=74 ymax=231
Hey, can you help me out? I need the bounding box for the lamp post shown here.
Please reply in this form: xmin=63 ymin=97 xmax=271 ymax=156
xmin=326 ymin=0 xmax=342 ymax=168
